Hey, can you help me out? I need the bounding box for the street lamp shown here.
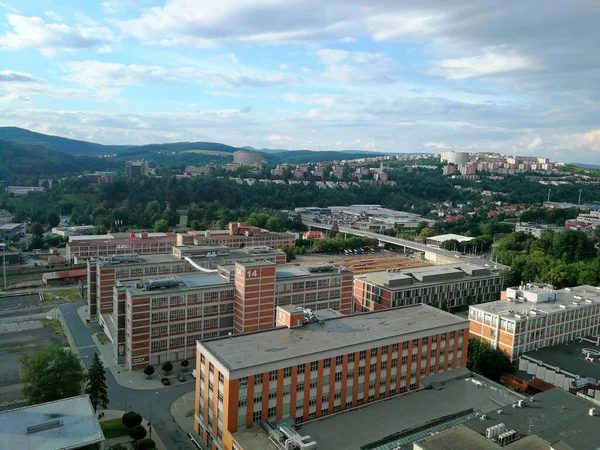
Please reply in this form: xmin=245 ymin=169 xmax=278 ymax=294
xmin=148 ymin=391 xmax=158 ymax=439
xmin=117 ymin=371 xmax=130 ymax=410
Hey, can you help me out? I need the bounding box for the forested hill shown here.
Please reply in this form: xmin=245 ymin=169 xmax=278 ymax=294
xmin=0 ymin=127 xmax=128 ymax=155
xmin=0 ymin=139 xmax=118 ymax=182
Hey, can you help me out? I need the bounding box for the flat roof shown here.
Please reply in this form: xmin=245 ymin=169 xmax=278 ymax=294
xmin=200 ymin=304 xmax=468 ymax=375
xmin=470 ymin=285 xmax=600 ymax=317
xmin=42 ymin=268 xmax=88 ymax=280
xmin=0 ymin=222 xmax=22 ymax=230
xmin=428 ymin=234 xmax=475 ymax=243
xmin=521 ymin=339 xmax=600 ymax=381
xmin=121 ymin=272 xmax=231 ymax=296
xmin=232 ymin=371 xmax=523 ymax=450
xmin=464 ymin=388 xmax=600 ymax=450
xmin=0 ymin=395 xmax=104 ymax=450
xmin=414 ymin=427 xmax=550 ymax=450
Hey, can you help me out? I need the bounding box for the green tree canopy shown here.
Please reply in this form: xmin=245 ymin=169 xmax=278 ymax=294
xmin=467 ymin=339 xmax=513 ymax=381
xmin=86 ymin=353 xmax=109 ymax=412
xmin=21 ymin=345 xmax=86 ymax=405
xmin=153 ymin=219 xmax=170 ymax=232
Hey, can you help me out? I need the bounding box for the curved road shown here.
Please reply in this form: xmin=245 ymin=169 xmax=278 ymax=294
xmin=59 ymin=301 xmax=196 ymax=450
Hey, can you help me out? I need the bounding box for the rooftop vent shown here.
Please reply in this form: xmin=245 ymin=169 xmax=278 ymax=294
xmin=307 ymin=263 xmax=334 ymax=273
xmin=27 ymin=419 xmax=63 ymax=434
xmin=142 ymin=277 xmax=181 ymax=291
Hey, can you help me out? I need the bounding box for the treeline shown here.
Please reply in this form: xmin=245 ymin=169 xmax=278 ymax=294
xmin=295 ymin=234 xmax=379 ymax=254
xmin=518 ymin=207 xmax=581 ymax=225
xmin=187 ymin=207 xmax=306 ymax=233
xmin=496 ymin=230 xmax=600 ymax=288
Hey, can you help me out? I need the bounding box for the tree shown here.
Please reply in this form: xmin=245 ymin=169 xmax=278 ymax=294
xmin=153 ymin=219 xmax=170 ymax=232
xmin=137 ymin=439 xmax=157 ymax=450
xmin=143 ymin=365 xmax=155 ymax=379
xmin=47 ymin=212 xmax=60 ymax=228
xmin=85 ymin=353 xmax=109 ymax=412
xmin=122 ymin=411 xmax=143 ymax=428
xmin=278 ymin=245 xmax=296 ymax=262
xmin=467 ymin=339 xmax=513 ymax=382
xmin=162 ymin=361 xmax=173 ymax=375
xmin=328 ymin=222 xmax=339 ymax=238
xmin=30 ymin=222 xmax=44 ymax=237
xmin=419 ymin=227 xmax=433 ymax=240
xmin=21 ymin=345 xmax=86 ymax=405
xmin=129 ymin=424 xmax=147 ymax=441
xmin=180 ymin=359 xmax=190 ymax=371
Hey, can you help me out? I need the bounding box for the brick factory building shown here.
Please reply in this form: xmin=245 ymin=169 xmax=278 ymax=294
xmin=114 ymin=261 xmax=352 ymax=370
xmin=194 ymin=304 xmax=469 ymax=450
xmin=469 ymin=283 xmax=600 ymax=360
xmin=354 ymin=264 xmax=503 ymax=313
xmin=177 ymin=222 xmax=296 ymax=249
xmin=66 ymin=232 xmax=177 ymax=263
xmin=87 ymin=246 xmax=286 ymax=320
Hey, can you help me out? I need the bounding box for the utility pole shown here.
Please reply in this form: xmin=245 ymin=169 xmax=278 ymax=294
xmin=578 ymin=189 xmax=582 ymax=206
xmin=547 ymin=188 xmax=551 ymax=203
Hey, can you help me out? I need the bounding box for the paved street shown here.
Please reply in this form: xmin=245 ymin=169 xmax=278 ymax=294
xmin=59 ymin=301 xmax=196 ymax=450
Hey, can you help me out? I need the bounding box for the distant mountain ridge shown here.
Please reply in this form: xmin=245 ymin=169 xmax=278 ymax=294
xmin=0 ymin=127 xmax=395 ymax=163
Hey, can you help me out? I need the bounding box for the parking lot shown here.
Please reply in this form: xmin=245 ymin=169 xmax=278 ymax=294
xmin=0 ymin=319 xmax=64 ymax=409
xmin=0 ymin=293 xmax=42 ymax=312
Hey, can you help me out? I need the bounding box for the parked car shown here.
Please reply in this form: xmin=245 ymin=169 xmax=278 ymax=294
xmin=161 ymin=378 xmax=170 ymax=386
xmin=191 ymin=369 xmax=196 ymax=378
xmin=177 ymin=374 xmax=186 ymax=382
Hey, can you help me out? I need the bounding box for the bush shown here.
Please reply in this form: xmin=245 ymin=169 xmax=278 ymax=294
xmin=162 ymin=361 xmax=173 ymax=374
xmin=180 ymin=359 xmax=189 ymax=370
xmin=143 ymin=365 xmax=155 ymax=378
xmin=129 ymin=424 xmax=147 ymax=441
xmin=122 ymin=411 xmax=143 ymax=428
xmin=136 ymin=438 xmax=156 ymax=450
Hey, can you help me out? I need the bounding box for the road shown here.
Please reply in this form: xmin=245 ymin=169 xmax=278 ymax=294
xmin=59 ymin=301 xmax=196 ymax=450
xmin=303 ymin=220 xmax=505 ymax=268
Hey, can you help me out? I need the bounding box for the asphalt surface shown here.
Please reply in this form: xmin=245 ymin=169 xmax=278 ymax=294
xmin=60 ymin=301 xmax=196 ymax=450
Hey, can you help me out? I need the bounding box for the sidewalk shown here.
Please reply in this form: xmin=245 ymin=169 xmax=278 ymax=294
xmin=77 ymin=305 xmax=195 ymax=391
xmin=100 ymin=409 xmax=167 ymax=450
xmin=170 ymin=392 xmax=207 ymax=450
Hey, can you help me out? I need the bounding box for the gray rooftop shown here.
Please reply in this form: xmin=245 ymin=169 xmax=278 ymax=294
xmin=200 ymin=304 xmax=468 ymax=375
xmin=232 ymin=370 xmax=523 ymax=450
xmin=121 ymin=272 xmax=232 ymax=296
xmin=521 ymin=338 xmax=600 ymax=381
xmin=464 ymin=388 xmax=600 ymax=450
xmin=414 ymin=427 xmax=551 ymax=450
xmin=360 ymin=264 xmax=497 ymax=290
xmin=0 ymin=395 xmax=104 ymax=450
xmin=471 ymin=285 xmax=600 ymax=318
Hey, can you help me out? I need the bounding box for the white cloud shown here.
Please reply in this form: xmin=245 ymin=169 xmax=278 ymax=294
xmin=429 ymin=49 xmax=535 ymax=80
xmin=44 ymin=11 xmax=62 ymax=21
xmin=0 ymin=14 xmax=114 ymax=56
xmin=218 ymin=53 xmax=238 ymax=64
xmin=96 ymin=45 xmax=113 ymax=54
xmin=207 ymin=90 xmax=243 ymax=98
xmin=424 ymin=142 xmax=449 ymax=149
xmin=339 ymin=37 xmax=356 ymax=43
xmin=279 ymin=63 xmax=289 ymax=70
xmin=59 ymin=60 xmax=298 ymax=92
xmin=268 ymin=133 xmax=292 ymax=143
xmin=527 ymin=135 xmax=543 ymax=149
xmin=573 ymin=129 xmax=600 ymax=152
xmin=0 ymin=2 xmax=18 ymax=13
xmin=317 ymin=48 xmax=398 ymax=83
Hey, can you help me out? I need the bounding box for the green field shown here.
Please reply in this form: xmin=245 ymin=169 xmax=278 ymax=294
xmin=180 ymin=149 xmax=233 ymax=156
xmin=100 ymin=418 xmax=130 ymax=439
xmin=42 ymin=287 xmax=82 ymax=304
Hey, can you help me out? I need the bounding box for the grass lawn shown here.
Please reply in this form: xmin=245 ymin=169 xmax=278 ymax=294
xmin=185 ymin=409 xmax=195 ymax=418
xmin=97 ymin=332 xmax=110 ymax=345
xmin=40 ymin=319 xmax=66 ymax=344
xmin=42 ymin=287 xmax=81 ymax=304
xmin=100 ymin=418 xmax=130 ymax=439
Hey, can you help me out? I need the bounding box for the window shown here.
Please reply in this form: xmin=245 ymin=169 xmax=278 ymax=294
xmin=269 ymin=388 xmax=277 ymax=399
xmin=358 ymin=367 xmax=365 ymax=376
xmin=254 ymin=392 xmax=262 ymax=403
xmin=269 ymin=370 xmax=278 ymax=381
xmin=382 ymin=346 xmax=388 ymax=355
xmin=391 ymin=358 xmax=398 ymax=368
xmin=310 ymin=361 xmax=319 ymax=371
xmin=402 ymin=342 xmax=409 ymax=350
xmin=335 ymin=355 xmax=343 ymax=365
xmin=347 ymin=369 xmax=354 ymax=379
xmin=309 ymin=397 xmax=317 ymax=406
xmin=322 ymin=393 xmax=329 ymax=402
xmin=359 ymin=350 xmax=367 ymax=360
xmin=219 ymin=373 xmax=224 ymax=384
xmin=255 ymin=373 xmax=263 ymax=384
xmin=348 ymin=353 xmax=355 ymax=363
xmin=324 ymin=359 xmax=331 ymax=368
xmin=297 ymin=382 xmax=304 ymax=392
xmin=239 ymin=377 xmax=248 ymax=388
xmin=238 ymin=396 xmax=247 ymax=407
xmin=335 ymin=372 xmax=342 ymax=382
xmin=310 ymin=379 xmax=318 ymax=389
xmin=392 ymin=343 xmax=399 ymax=351
xmin=297 ymin=364 xmax=305 ymax=374
xmin=369 ymin=363 xmax=376 ymax=373
xmin=237 ymin=414 xmax=246 ymax=428
xmin=283 ymin=384 xmax=291 ymax=395
xmin=253 ymin=411 xmax=262 ymax=422
xmin=283 ymin=367 xmax=292 ymax=378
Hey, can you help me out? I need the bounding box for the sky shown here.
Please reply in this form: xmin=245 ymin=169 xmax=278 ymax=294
xmin=0 ymin=0 xmax=599 ymax=163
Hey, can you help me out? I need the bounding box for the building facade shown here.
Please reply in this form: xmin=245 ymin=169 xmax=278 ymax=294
xmin=194 ymin=304 xmax=469 ymax=450
xmin=468 ymin=284 xmax=600 ymax=360
xmin=4 ymin=186 xmax=45 ymax=195
xmin=115 ymin=261 xmax=352 ymax=370
xmin=125 ymin=160 xmax=150 ymax=178
xmin=177 ymin=223 xmax=296 ymax=249
xmin=354 ymin=264 xmax=503 ymax=313
xmin=233 ymin=150 xmax=263 ymax=167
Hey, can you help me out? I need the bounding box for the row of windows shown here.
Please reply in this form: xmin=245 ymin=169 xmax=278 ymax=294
xmin=150 ymin=303 xmax=233 ymax=322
